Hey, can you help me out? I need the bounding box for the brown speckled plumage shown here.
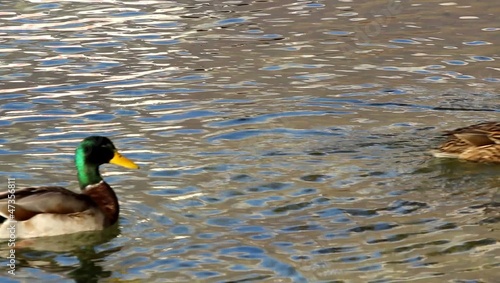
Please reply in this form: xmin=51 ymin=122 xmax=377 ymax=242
xmin=434 ymin=122 xmax=500 ymax=163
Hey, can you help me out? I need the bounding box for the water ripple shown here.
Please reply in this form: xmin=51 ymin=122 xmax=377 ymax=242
xmin=0 ymin=0 xmax=498 ymax=282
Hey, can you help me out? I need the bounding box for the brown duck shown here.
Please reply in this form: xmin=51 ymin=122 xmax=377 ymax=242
xmin=432 ymin=122 xmax=500 ymax=163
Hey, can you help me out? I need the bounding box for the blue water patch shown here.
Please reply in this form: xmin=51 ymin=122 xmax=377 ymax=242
xmin=244 ymin=29 xmax=263 ymax=34
xmin=0 ymin=93 xmax=27 ymax=101
xmin=73 ymin=103 xmax=99 ymax=110
xmin=316 ymin=207 xmax=344 ymax=218
xmin=216 ymin=17 xmax=247 ymax=26
xmin=134 ymin=34 xmax=162 ymax=40
xmin=484 ymin=77 xmax=500 ymax=82
xmin=281 ymin=46 xmax=300 ymax=51
xmin=234 ymin=225 xmax=267 ymax=234
xmin=260 ymin=257 xmax=307 ymax=281
xmin=143 ymin=55 xmax=170 ymax=60
xmin=307 ymin=97 xmax=364 ymax=105
xmin=55 ymin=254 xmax=80 ymax=266
xmin=84 ymin=113 xmax=115 ymax=122
xmin=53 ymin=47 xmax=94 ymax=54
xmin=197 ymin=232 xmax=220 ymax=239
xmin=33 ymin=3 xmax=60 ymax=9
xmin=64 ymin=118 xmax=85 ymax=125
xmin=245 ymin=196 xmax=284 ymax=207
xmin=326 ymin=30 xmax=352 ymax=35
xmin=170 ymin=225 xmax=194 ymax=235
xmin=4 ymin=72 xmax=30 ymax=78
xmin=390 ymin=38 xmax=420 ymax=44
xmin=455 ymin=75 xmax=475 ymax=79
xmin=463 ymin=41 xmax=491 ymax=45
xmin=306 ymin=3 xmax=325 ymax=7
xmin=380 ymin=66 xmax=400 ymax=71
xmin=13 ymin=18 xmax=43 ymax=24
xmin=0 ymin=44 xmax=14 ymax=52
xmin=442 ymin=60 xmax=467 ymax=65
xmin=0 ymin=29 xmax=36 ymax=33
xmin=76 ymin=62 xmax=123 ymax=73
xmin=40 ymin=58 xmax=72 ymax=66
xmin=412 ymin=70 xmax=431 ymax=74
xmin=114 ymin=109 xmax=139 ymax=116
xmin=1 ymin=102 xmax=34 ymax=110
xmin=470 ymin=55 xmax=493 ymax=61
xmin=229 ymin=264 xmax=251 ymax=271
xmin=0 ymin=172 xmax=35 ymax=179
xmin=112 ymin=11 xmax=148 ymax=17
xmin=0 ymin=276 xmax=18 ymax=283
xmin=358 ymin=263 xmax=383 ymax=272
xmin=260 ymin=33 xmax=283 ymax=39
xmin=221 ymin=245 xmax=264 ymax=255
xmin=51 ymin=23 xmax=86 ymax=29
xmin=424 ymin=76 xmax=446 ymax=82
xmin=0 ymin=146 xmax=54 ymax=155
xmin=40 ymin=109 xmax=76 ymax=115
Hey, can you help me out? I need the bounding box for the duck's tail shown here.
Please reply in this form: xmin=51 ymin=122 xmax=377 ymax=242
xmin=429 ymin=150 xmax=460 ymax=159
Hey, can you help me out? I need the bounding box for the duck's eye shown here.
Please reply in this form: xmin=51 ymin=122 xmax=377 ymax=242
xmin=101 ymin=144 xmax=114 ymax=150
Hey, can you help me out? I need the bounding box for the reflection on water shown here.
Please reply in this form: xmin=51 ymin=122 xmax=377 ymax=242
xmin=0 ymin=227 xmax=120 ymax=282
xmin=0 ymin=0 xmax=498 ymax=282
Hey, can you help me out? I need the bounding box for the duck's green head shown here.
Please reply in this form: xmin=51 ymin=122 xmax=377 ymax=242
xmin=75 ymin=136 xmax=139 ymax=189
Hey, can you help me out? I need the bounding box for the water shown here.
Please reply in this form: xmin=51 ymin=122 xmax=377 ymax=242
xmin=0 ymin=0 xmax=499 ymax=282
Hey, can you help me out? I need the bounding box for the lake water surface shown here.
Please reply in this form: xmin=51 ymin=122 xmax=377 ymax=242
xmin=0 ymin=0 xmax=499 ymax=282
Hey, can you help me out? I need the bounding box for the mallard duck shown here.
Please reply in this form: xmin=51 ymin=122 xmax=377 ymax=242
xmin=432 ymin=122 xmax=500 ymax=163
xmin=0 ymin=136 xmax=139 ymax=239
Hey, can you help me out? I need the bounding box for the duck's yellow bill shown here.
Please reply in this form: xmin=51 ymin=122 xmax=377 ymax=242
xmin=110 ymin=151 xmax=140 ymax=169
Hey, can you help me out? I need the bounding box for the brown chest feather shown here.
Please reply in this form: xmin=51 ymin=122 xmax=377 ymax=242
xmin=83 ymin=182 xmax=119 ymax=226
